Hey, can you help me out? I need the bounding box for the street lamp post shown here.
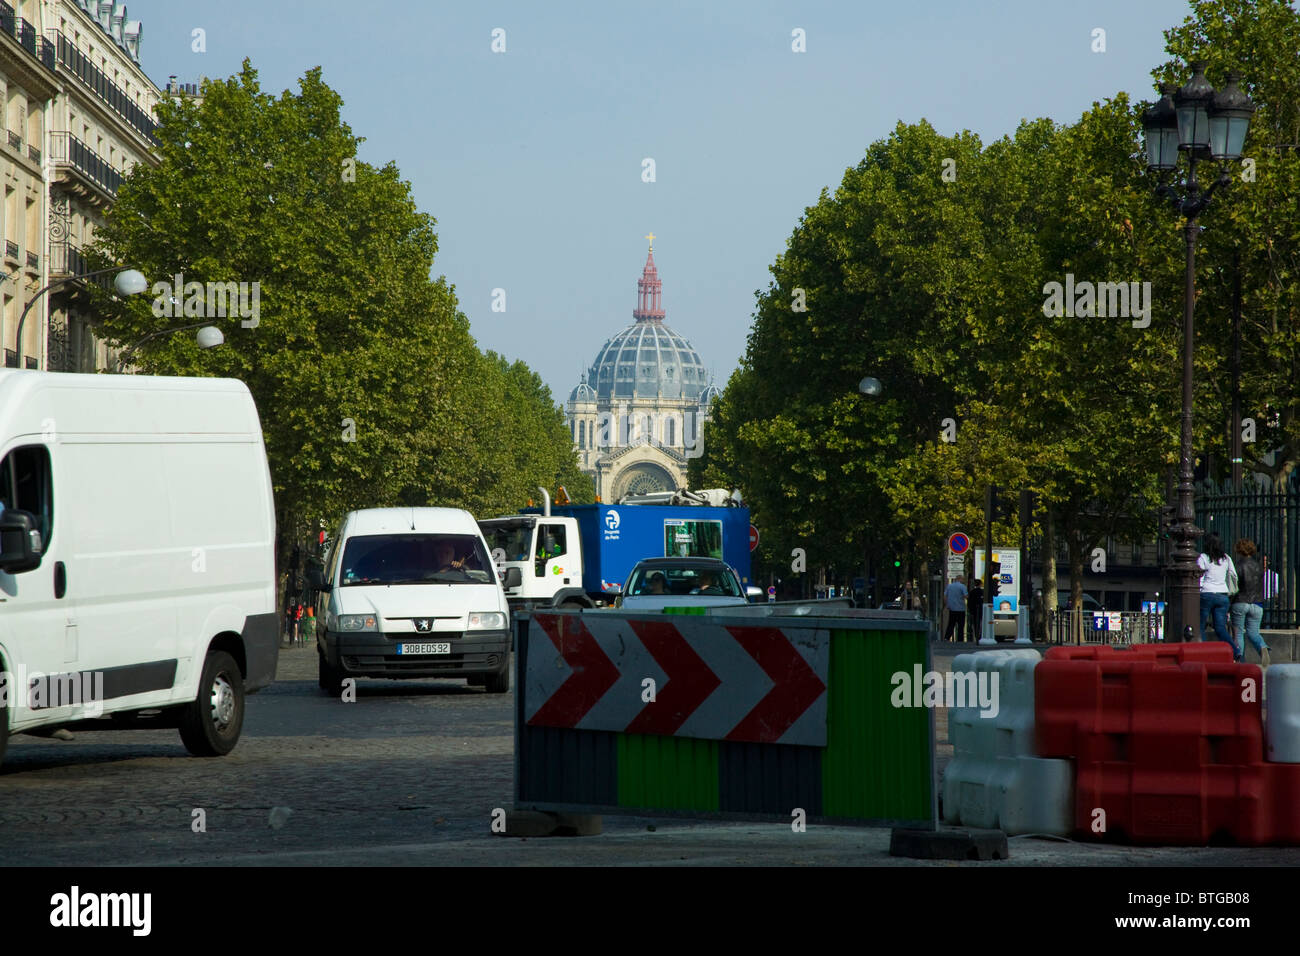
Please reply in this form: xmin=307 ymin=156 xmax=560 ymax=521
xmin=117 ymin=322 xmax=224 ymax=372
xmin=1141 ymin=63 xmax=1254 ymax=643
xmin=14 ymin=267 xmax=148 ymax=368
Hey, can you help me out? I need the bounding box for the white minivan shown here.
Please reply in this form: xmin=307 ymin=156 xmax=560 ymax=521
xmin=311 ymin=508 xmax=519 ymax=695
xmin=0 ymin=371 xmax=278 ymax=768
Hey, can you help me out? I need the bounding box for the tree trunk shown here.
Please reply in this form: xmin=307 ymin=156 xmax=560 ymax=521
xmin=1043 ymin=506 xmax=1058 ymax=610
xmin=1069 ymin=525 xmax=1086 ymax=644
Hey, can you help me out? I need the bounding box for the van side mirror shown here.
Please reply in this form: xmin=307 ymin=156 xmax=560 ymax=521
xmin=503 ymin=566 xmax=522 ymax=589
xmin=0 ymin=509 xmax=44 ymax=574
xmin=307 ymin=567 xmax=328 ymax=591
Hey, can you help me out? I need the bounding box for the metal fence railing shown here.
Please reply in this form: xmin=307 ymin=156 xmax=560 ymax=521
xmin=1197 ymin=477 xmax=1300 ymax=629
xmin=1047 ymin=608 xmax=1163 ymax=646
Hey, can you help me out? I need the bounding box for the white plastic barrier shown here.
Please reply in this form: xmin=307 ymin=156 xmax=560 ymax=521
xmin=942 ymin=649 xmax=1074 ymax=835
xmin=1266 ymin=664 xmax=1300 ymax=763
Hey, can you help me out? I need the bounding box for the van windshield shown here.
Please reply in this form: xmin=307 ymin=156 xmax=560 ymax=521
xmin=339 ymin=534 xmax=494 ymax=586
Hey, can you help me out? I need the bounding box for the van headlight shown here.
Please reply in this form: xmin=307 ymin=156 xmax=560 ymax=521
xmin=467 ymin=611 xmax=506 ymax=631
xmin=338 ymin=614 xmax=378 ymax=632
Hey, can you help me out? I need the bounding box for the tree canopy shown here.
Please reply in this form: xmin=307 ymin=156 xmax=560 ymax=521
xmin=691 ymin=0 xmax=1300 ymax=601
xmin=89 ymin=61 xmax=590 ymax=565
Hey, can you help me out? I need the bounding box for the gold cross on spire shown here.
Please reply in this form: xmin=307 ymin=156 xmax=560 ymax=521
xmin=645 ymin=232 xmax=655 ymax=250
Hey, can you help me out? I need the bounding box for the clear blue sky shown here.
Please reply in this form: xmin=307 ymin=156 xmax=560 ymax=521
xmin=134 ymin=0 xmax=1196 ymax=402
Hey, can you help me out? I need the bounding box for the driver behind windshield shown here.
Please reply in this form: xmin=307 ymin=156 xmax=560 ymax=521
xmin=690 ymin=571 xmax=721 ymax=594
xmin=434 ymin=540 xmax=464 ymax=572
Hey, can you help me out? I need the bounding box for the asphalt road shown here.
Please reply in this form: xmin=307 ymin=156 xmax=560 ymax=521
xmin=2 ymin=640 xmax=1299 ymax=866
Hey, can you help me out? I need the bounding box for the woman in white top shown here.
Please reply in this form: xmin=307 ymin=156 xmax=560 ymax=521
xmin=1198 ymin=532 xmax=1236 ymax=651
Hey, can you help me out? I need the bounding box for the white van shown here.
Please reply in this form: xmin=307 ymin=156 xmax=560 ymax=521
xmin=0 ymin=371 xmax=278 ymax=768
xmin=311 ymin=508 xmax=518 ymax=694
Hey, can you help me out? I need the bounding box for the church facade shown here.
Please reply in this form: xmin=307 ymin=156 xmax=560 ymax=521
xmin=566 ymin=241 xmax=719 ymax=502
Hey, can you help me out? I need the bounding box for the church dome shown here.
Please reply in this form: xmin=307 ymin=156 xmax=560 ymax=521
xmin=584 ymin=245 xmax=709 ymax=402
xmin=588 ymin=322 xmax=708 ymax=401
xmin=569 ymin=374 xmax=597 ymax=404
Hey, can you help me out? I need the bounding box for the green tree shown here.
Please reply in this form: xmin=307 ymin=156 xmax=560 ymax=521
xmin=89 ymin=62 xmax=585 ymax=572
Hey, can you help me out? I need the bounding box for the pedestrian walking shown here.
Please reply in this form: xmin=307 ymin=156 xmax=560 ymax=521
xmin=966 ymin=579 xmax=984 ymax=643
xmin=1230 ymin=538 xmax=1270 ymax=667
xmin=1198 ymin=532 xmax=1236 ymax=652
xmin=286 ymin=600 xmax=298 ymax=646
xmin=943 ymin=575 xmax=967 ymax=642
xmin=293 ymin=603 xmax=304 ymax=646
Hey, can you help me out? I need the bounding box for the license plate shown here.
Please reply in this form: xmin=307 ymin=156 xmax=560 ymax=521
xmin=396 ymin=642 xmax=451 ymax=655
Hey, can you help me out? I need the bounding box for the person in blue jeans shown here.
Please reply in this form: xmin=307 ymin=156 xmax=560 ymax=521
xmin=1230 ymin=538 xmax=1270 ymax=667
xmin=1198 ymin=532 xmax=1236 ymax=651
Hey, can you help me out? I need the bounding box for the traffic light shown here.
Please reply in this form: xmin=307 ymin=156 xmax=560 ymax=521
xmin=1019 ymin=489 xmax=1036 ymax=528
xmin=988 ymin=560 xmax=1002 ymax=598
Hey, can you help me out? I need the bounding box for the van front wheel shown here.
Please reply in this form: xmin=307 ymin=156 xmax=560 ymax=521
xmin=318 ymin=648 xmax=345 ymax=696
xmin=483 ymin=656 xmax=510 ymax=694
xmin=180 ymin=650 xmax=245 ymax=757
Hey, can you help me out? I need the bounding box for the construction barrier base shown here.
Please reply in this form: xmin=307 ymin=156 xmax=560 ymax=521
xmin=889 ymin=826 xmax=1009 ymax=861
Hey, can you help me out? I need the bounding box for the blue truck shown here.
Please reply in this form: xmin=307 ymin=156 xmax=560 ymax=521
xmin=478 ymin=489 xmax=752 ymax=611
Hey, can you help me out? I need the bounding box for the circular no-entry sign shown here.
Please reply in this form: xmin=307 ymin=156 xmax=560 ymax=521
xmin=948 ymin=532 xmax=970 ymax=555
xmin=749 ymin=525 xmax=760 ymax=551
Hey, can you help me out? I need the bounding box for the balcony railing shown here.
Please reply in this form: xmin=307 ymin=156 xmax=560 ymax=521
xmin=51 ymin=32 xmax=158 ymax=146
xmin=5 ymin=240 xmax=17 ymax=260
xmin=7 ymin=129 xmax=20 ymax=150
xmin=28 ymin=143 xmax=39 ymax=163
xmin=26 ymin=251 xmax=38 ymax=270
xmin=49 ymin=241 xmax=89 ymax=277
xmin=49 ymin=131 xmax=123 ymax=196
xmin=0 ymin=4 xmax=54 ymax=73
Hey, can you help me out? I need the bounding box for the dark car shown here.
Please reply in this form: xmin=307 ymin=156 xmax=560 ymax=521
xmin=619 ymin=557 xmax=749 ymax=611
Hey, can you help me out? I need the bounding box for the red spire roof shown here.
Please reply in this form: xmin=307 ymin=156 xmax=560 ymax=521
xmin=634 ymin=239 xmax=665 ymax=322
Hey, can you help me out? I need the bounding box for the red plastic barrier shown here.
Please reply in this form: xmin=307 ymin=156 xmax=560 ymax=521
xmin=1037 ymin=659 xmax=1263 ymax=767
xmin=1263 ymin=763 xmax=1300 ymax=843
xmin=1075 ymin=762 xmax=1275 ymax=845
xmin=1035 ymin=654 xmax=1283 ymax=844
xmin=1044 ymin=643 xmax=1232 ymax=664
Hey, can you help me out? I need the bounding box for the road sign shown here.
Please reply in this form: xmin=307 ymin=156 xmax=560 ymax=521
xmin=974 ymin=548 xmax=1019 ymax=615
xmin=948 ymin=532 xmax=970 ymax=555
xmin=749 ymin=525 xmax=760 ymax=551
xmin=525 ymin=613 xmax=829 ymax=745
xmin=767 ymin=585 xmax=776 ymax=604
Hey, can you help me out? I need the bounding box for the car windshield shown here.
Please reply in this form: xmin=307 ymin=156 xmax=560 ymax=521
xmin=627 ymin=564 xmax=742 ymax=597
xmin=479 ymin=522 xmax=532 ymax=562
xmin=339 ymin=534 xmax=494 ymax=586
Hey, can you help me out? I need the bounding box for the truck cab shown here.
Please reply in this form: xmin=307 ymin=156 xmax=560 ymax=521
xmin=478 ymin=513 xmax=594 ymax=612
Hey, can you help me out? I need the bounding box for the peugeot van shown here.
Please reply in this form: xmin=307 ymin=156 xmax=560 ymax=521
xmin=311 ymin=508 xmax=518 ymax=695
xmin=0 ymin=372 xmax=278 ymax=768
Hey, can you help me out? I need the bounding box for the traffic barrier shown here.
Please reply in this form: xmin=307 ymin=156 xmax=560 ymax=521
xmin=515 ymin=608 xmax=935 ymax=825
xmin=1074 ymin=761 xmax=1274 ymax=844
xmin=1035 ymin=653 xmax=1280 ymax=844
xmin=942 ymin=650 xmax=1073 ymax=835
xmin=1044 ymin=643 xmax=1232 ymax=665
xmin=1036 ymin=659 xmax=1263 ymax=769
xmin=1266 ymin=664 xmax=1300 ymax=763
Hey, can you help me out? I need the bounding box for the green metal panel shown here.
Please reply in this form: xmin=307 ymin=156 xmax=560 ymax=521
xmin=820 ymin=627 xmax=932 ymax=821
xmin=617 ymin=733 xmax=720 ymax=812
xmin=663 ymin=606 xmax=708 ymax=615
